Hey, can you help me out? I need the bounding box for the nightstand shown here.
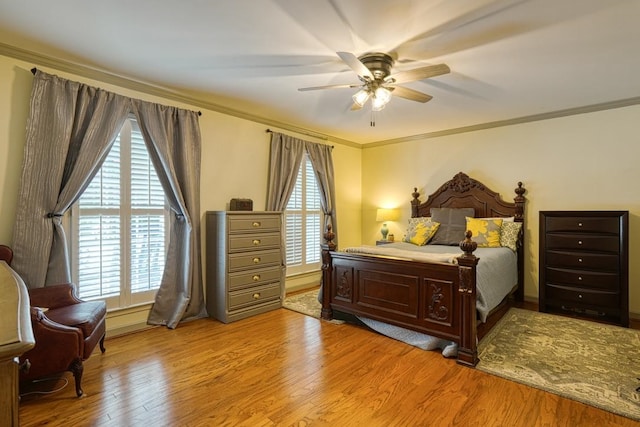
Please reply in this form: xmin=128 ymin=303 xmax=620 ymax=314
xmin=376 ymin=240 xmax=393 ymax=245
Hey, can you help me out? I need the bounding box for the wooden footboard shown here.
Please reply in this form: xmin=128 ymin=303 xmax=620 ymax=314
xmin=321 ymin=228 xmax=481 ymax=366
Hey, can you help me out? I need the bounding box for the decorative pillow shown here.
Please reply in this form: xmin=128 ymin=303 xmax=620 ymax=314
xmin=407 ymin=221 xmax=440 ymax=246
xmin=482 ymin=216 xmax=515 ymax=223
xmin=429 ymin=207 xmax=475 ymax=245
xmin=500 ymin=221 xmax=522 ymax=251
xmin=403 ymin=217 xmax=433 ymax=243
xmin=466 ymin=217 xmax=503 ymax=247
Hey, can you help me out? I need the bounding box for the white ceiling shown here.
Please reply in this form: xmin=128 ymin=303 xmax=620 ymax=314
xmin=1 ymin=0 xmax=639 ymax=144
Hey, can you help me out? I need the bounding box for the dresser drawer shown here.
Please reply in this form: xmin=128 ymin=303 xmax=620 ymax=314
xmin=228 ymin=215 xmax=281 ymax=233
xmin=228 ymin=282 xmax=281 ymax=310
xmin=545 ymin=267 xmax=619 ymax=289
xmin=545 ymin=250 xmax=619 ymax=271
xmin=545 ymin=284 xmax=619 ymax=308
xmin=544 ymin=234 xmax=620 ymax=252
xmin=228 ymin=266 xmax=282 ymax=290
xmin=544 ymin=216 xmax=620 ymax=234
xmin=228 ymin=233 xmax=281 ymax=252
xmin=228 ymin=249 xmax=281 ymax=272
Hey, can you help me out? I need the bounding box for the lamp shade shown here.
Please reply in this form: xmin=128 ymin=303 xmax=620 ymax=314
xmin=352 ymin=89 xmax=371 ymax=107
xmin=376 ymin=208 xmax=400 ymax=222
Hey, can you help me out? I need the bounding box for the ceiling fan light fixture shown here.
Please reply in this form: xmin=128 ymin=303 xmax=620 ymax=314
xmin=371 ymin=87 xmax=392 ymax=111
xmin=375 ymin=87 xmax=392 ymax=103
xmin=352 ymin=89 xmax=371 ymax=107
xmin=371 ymin=97 xmax=386 ymax=111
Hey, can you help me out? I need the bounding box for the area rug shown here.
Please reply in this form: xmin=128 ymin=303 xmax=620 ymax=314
xmin=477 ymin=308 xmax=640 ymax=421
xmin=283 ymin=289 xmax=323 ymax=318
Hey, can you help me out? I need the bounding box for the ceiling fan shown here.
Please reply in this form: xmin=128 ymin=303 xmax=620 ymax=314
xmin=298 ymin=51 xmax=450 ymax=114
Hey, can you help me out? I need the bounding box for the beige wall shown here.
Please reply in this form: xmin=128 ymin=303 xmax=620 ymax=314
xmin=361 ymin=106 xmax=640 ymax=316
xmin=0 ymin=53 xmax=362 ymax=333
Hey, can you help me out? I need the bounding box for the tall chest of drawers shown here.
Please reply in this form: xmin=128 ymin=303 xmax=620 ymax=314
xmin=539 ymin=211 xmax=629 ymax=326
xmin=206 ymin=211 xmax=284 ymax=323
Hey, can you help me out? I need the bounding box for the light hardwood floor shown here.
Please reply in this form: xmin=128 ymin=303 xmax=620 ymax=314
xmin=19 ymin=307 xmax=638 ymax=427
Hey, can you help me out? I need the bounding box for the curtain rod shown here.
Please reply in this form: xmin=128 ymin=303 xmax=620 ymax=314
xmin=266 ymin=129 xmax=333 ymax=148
xmin=30 ymin=67 xmax=202 ymax=116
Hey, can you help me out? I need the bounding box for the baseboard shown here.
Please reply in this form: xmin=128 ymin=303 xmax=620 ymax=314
xmin=105 ymin=304 xmax=153 ymax=338
xmin=285 ymin=270 xmax=321 ymax=294
xmin=107 ymin=322 xmax=156 ymax=339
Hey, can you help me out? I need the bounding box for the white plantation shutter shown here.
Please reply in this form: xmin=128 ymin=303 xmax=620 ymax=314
xmin=73 ymin=117 xmax=168 ymax=308
xmin=78 ymin=137 xmax=121 ymax=299
xmin=129 ymin=124 xmax=166 ymax=294
xmin=285 ymin=152 xmax=322 ymax=275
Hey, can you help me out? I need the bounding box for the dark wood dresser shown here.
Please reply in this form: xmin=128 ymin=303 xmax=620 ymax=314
xmin=539 ymin=211 xmax=629 ymax=326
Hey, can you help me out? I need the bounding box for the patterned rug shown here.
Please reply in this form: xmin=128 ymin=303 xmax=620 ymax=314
xmin=283 ymin=289 xmax=323 ymax=318
xmin=282 ymin=289 xmax=344 ymax=324
xmin=477 ymin=308 xmax=640 ymax=421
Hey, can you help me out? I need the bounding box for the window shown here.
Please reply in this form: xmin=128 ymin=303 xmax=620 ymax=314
xmin=71 ymin=117 xmax=168 ymax=310
xmin=284 ymin=152 xmax=322 ymax=275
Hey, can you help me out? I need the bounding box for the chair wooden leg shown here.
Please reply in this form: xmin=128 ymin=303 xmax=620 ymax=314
xmin=99 ymin=334 xmax=106 ymax=354
xmin=69 ymin=358 xmax=84 ymax=397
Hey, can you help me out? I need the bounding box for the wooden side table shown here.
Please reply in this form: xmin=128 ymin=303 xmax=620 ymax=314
xmin=376 ymin=240 xmax=393 ymax=245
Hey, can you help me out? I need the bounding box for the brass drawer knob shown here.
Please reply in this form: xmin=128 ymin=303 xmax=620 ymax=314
xmin=252 ymin=275 xmax=260 ymax=281
xmin=253 ymin=293 xmax=261 ymax=299
xmin=578 ymin=240 xmax=583 ymax=245
xmin=578 ymin=258 xmax=583 ymax=262
xmin=578 ymin=222 xmax=583 ymax=227
xmin=252 ymin=239 xmax=261 ymax=245
xmin=578 ymin=294 xmax=583 ymax=299
xmin=252 ymin=222 xmax=261 ymax=227
xmin=253 ymin=257 xmax=261 ymax=264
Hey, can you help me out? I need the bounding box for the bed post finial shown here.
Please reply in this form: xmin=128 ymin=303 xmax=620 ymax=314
xmin=323 ymin=224 xmax=336 ymax=250
xmin=459 ymin=230 xmax=478 ymax=258
xmin=514 ymin=182 xmax=526 ymax=221
xmin=411 ymin=187 xmax=421 ymax=218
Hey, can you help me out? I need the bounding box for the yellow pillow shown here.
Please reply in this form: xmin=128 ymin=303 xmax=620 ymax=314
xmin=465 ymin=217 xmax=503 ymax=247
xmin=408 ymin=221 xmax=440 ymax=246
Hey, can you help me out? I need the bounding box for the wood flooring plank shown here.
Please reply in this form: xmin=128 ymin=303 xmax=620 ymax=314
xmin=18 ymin=308 xmax=639 ymax=427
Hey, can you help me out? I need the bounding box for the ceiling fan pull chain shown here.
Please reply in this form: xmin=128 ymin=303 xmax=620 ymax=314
xmin=370 ymin=110 xmax=376 ymax=127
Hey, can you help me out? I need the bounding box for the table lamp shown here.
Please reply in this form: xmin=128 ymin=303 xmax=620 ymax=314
xmin=376 ymin=208 xmax=400 ymax=240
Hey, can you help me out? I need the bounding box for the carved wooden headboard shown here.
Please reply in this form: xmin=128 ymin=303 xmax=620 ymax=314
xmin=410 ymin=172 xmax=527 ymax=300
xmin=411 ymin=172 xmax=525 ymax=222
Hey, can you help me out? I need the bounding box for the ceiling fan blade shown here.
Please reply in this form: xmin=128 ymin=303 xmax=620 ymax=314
xmin=386 ymin=64 xmax=450 ymax=84
xmin=390 ymin=86 xmax=433 ymax=103
xmin=336 ymin=51 xmax=374 ymax=79
xmin=298 ymin=83 xmax=361 ymax=91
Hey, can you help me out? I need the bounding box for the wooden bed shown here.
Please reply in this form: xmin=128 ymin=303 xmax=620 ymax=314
xmin=320 ymin=172 xmax=526 ymax=366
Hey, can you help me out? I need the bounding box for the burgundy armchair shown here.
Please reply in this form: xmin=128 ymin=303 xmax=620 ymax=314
xmin=0 ymin=245 xmax=106 ymax=397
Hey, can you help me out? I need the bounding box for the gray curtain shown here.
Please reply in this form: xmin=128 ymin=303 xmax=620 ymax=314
xmin=133 ymin=101 xmax=206 ymax=328
xmin=11 ymin=70 xmax=205 ymax=329
xmin=266 ymin=131 xmax=337 ymax=242
xmin=11 ymin=70 xmax=130 ymax=287
xmin=305 ymin=141 xmax=337 ymax=247
xmin=266 ymin=132 xmax=305 ymax=211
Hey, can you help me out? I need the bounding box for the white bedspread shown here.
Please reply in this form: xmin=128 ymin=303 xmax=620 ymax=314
xmin=343 ymin=245 xmax=461 ymax=264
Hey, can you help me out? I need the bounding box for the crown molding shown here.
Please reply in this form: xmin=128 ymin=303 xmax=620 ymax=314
xmin=364 ymin=97 xmax=640 ymax=148
xmin=3 ymin=42 xmax=638 ymax=150
xmin=0 ymin=42 xmax=359 ymax=148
